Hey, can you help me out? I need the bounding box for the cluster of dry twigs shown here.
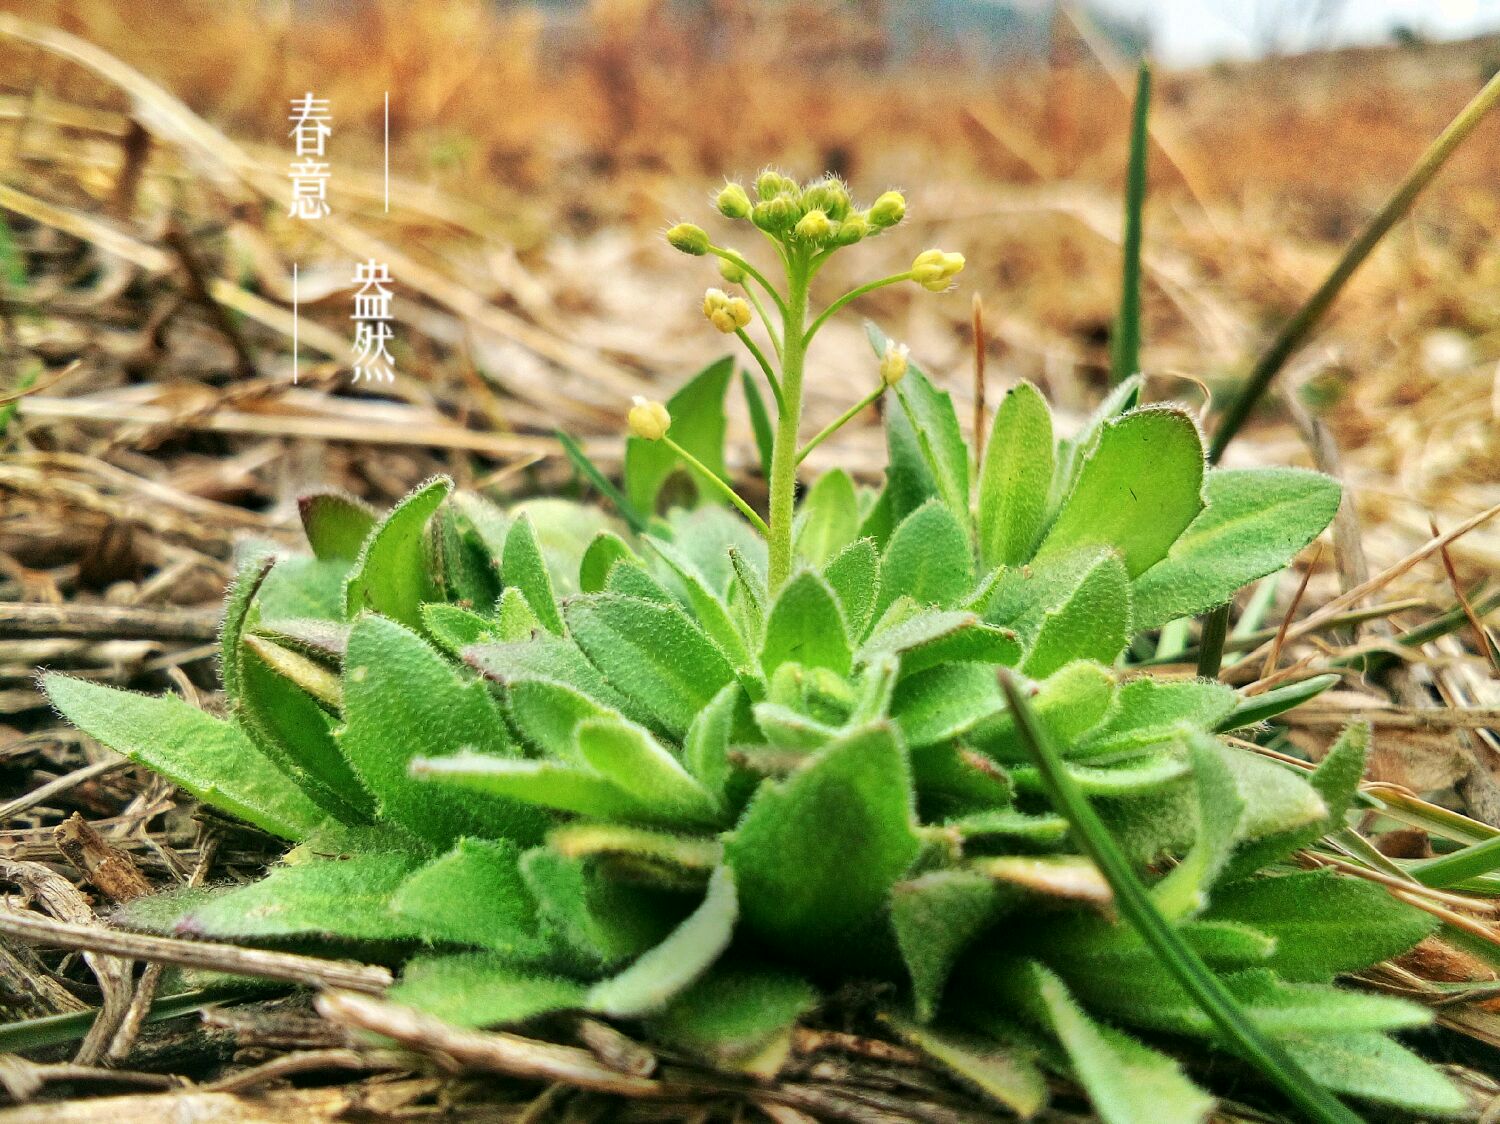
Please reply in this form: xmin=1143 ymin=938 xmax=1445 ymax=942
xmin=0 ymin=1 xmax=1497 ymax=1119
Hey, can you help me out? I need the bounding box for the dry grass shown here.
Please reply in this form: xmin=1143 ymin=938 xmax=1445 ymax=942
xmin=0 ymin=1 xmax=1496 ymax=1119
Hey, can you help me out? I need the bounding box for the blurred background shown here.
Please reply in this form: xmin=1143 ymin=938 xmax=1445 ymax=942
xmin=0 ymin=1 xmax=1497 ymax=790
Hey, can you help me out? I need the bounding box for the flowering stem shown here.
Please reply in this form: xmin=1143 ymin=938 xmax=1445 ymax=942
xmin=797 ymin=385 xmax=884 ymax=465
xmin=803 ymin=272 xmax=912 ymax=345
xmin=735 ymin=328 xmax=783 ymax=411
xmin=741 ymin=285 xmax=782 ymax=359
xmin=661 ymin=436 xmax=769 ymax=536
xmin=708 ymin=247 xmax=786 ymax=317
xmin=766 ymin=254 xmax=811 ymax=590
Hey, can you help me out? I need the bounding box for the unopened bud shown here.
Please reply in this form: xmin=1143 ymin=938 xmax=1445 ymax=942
xmin=794 ymin=208 xmax=833 ymax=242
xmin=752 ymin=196 xmax=798 ymax=234
xmin=718 ymin=256 xmax=747 ymax=284
xmin=911 ymin=249 xmax=965 ymax=291
xmin=756 ymin=169 xmax=797 ymax=201
xmin=834 ymin=212 xmax=869 ymax=246
xmin=703 ymin=288 xmax=752 ymax=333
xmin=869 ymin=190 xmax=906 ymax=228
xmin=880 ymin=341 xmax=910 ymax=387
xmin=716 ymin=183 xmax=752 ymax=219
xmin=628 ymin=396 xmax=671 ymax=441
xmin=666 ymin=223 xmax=710 ymax=255
xmin=801 ymin=178 xmax=851 ymax=221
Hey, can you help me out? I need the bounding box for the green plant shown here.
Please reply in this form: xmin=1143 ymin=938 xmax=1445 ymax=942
xmin=42 ymin=174 xmax=1463 ymax=1121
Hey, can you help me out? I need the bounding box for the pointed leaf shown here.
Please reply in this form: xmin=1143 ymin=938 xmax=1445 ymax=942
xmin=645 ymin=537 xmax=751 ymax=668
xmin=575 ymin=717 xmax=720 ymax=824
xmin=176 ymin=853 xmax=422 ymax=941
xmin=986 ymin=547 xmax=1132 ymax=677
xmin=795 ymin=469 xmax=860 ymax=566
xmin=686 ymin=682 xmax=740 ymax=800
xmin=878 ymin=499 xmax=974 ymax=618
xmin=1022 ymin=962 xmax=1213 ymax=1124
xmin=390 ymin=838 xmax=553 ymax=959
xmin=298 ymin=490 xmax=377 ymax=562
xmin=503 ymin=514 xmax=564 ymax=635
xmin=1078 ymin=677 xmax=1237 ymax=758
xmin=870 ymin=323 xmax=970 ymax=528
xmin=43 ymin=674 xmax=326 ymax=842
xmin=390 ymin=952 xmax=586 ymax=1028
xmin=421 ymin=603 xmax=499 ymax=658
xmin=520 ymin=848 xmax=680 ymax=968
xmin=978 ymin=381 xmax=1054 ymax=568
xmin=343 ymin=477 xmax=451 ymax=628
xmin=565 ymin=593 xmax=735 ymax=738
xmin=761 ymin=570 xmax=851 ymax=678
xmin=892 ymin=870 xmax=1012 ymax=1022
xmin=1206 ymin=869 xmax=1437 ymax=983
xmin=823 ymin=537 xmax=879 ymax=639
xmin=1277 ymin=1032 xmax=1465 ymax=1117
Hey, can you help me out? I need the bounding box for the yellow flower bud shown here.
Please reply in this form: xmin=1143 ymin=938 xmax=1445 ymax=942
xmin=880 ymin=341 xmax=910 ymax=386
xmin=666 ymin=223 xmax=710 ymax=255
xmin=911 ymin=249 xmax=965 ymax=292
xmin=716 ymin=183 xmax=751 ymax=219
xmin=794 ymin=208 xmax=833 ymax=242
xmin=869 ymin=190 xmax=906 ymax=228
xmin=628 ymin=396 xmax=671 ymax=441
xmin=703 ymin=288 xmax=751 ymax=333
xmin=718 ymin=256 xmax=747 ymax=284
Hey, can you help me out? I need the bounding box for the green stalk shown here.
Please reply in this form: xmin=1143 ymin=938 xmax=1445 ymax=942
xmin=735 ymin=327 xmax=783 ymax=410
xmin=1110 ymin=59 xmax=1150 ymax=385
xmin=708 ymin=247 xmax=786 ymax=317
xmin=1408 ymin=833 xmax=1500 ymax=889
xmin=1208 ymin=67 xmax=1500 ymax=463
xmin=662 ymin=436 xmax=769 ymax=536
xmin=767 ymin=256 xmax=811 ymax=590
xmin=997 ymin=669 xmax=1361 ymax=1124
xmin=802 ymin=271 xmax=912 ymax=345
xmin=0 ymin=984 xmax=274 ymax=1053
xmin=797 ymin=384 xmax=883 ymax=465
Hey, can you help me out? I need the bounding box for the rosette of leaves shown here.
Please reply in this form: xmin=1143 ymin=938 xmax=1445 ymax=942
xmin=43 ymin=350 xmax=1460 ymax=1119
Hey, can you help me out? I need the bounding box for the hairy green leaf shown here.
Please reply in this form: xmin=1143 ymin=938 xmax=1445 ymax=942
xmin=390 ymin=952 xmax=585 ymax=1028
xmin=565 ymin=593 xmax=735 ymax=738
xmin=877 ymin=500 xmax=974 ymax=618
xmin=1038 ymin=407 xmax=1204 ymax=579
xmin=298 ymin=490 xmax=377 ymax=562
xmin=1131 ymin=468 xmax=1341 ymax=630
xmin=762 ymin=570 xmax=851 ymax=678
xmin=649 ymin=961 xmax=818 ymax=1075
xmin=340 ymin=614 xmax=546 ymax=849
xmin=795 ymin=468 xmax=859 ymax=565
xmin=978 ymin=381 xmax=1054 ymax=569
xmin=344 ymin=477 xmax=451 ymax=628
xmin=43 ymin=674 xmax=326 ymax=842
xmin=727 ymin=724 xmax=919 ymax=961
xmin=575 ymin=717 xmax=720 ymax=825
xmin=986 ymin=547 xmax=1132 ymax=678
xmin=892 ymin=870 xmax=1011 ymax=1022
xmin=823 ymin=537 xmax=879 ymax=639
xmin=389 ymin=838 xmax=553 ymax=959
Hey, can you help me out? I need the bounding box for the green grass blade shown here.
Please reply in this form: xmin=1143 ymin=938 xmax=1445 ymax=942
xmin=1209 ymin=67 xmax=1500 ymax=462
xmin=1110 ymin=59 xmax=1150 ymax=386
xmin=741 ymin=369 xmax=775 ymax=481
xmin=996 ymin=669 xmax=1361 ymax=1124
xmin=0 ymin=983 xmax=275 ymax=1053
xmin=556 ymin=429 xmax=648 ymax=534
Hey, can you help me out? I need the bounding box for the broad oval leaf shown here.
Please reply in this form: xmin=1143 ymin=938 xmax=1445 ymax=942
xmin=1038 ymin=407 xmax=1205 ymax=579
xmin=978 ymin=381 xmax=1054 ymax=569
xmin=726 ymin=723 xmax=920 ymax=962
xmin=761 ymin=569 xmax=851 ymax=678
xmin=625 ymin=357 xmax=734 ymax=514
xmin=878 ymin=499 xmax=974 ymax=619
